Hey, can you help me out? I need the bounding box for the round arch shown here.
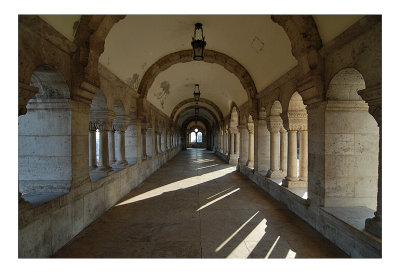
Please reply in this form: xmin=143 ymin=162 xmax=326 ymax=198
xmin=138 ymin=49 xmax=257 ymax=101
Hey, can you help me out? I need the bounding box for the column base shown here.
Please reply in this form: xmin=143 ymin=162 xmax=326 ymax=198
xmin=267 ymin=169 xmax=286 ymax=179
xmin=283 ymin=177 xmax=307 ymax=188
xmin=247 ymin=160 xmax=254 ymax=168
xmin=229 ymin=154 xmax=239 ymax=165
xmin=112 ymin=160 xmax=128 ymax=170
xmin=90 ymin=167 xmax=113 ymax=181
xmin=365 ymin=215 xmax=382 ymax=238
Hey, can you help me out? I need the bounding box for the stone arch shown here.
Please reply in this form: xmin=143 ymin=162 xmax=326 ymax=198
xmin=170 ymin=98 xmax=224 ymax=122
xmin=72 ymin=15 xmax=126 ymax=104
xmin=324 ymin=68 xmax=379 ymax=210
xmin=271 ymin=15 xmax=324 ymax=104
xmin=175 ymin=105 xmax=219 ymax=127
xmin=19 ymin=65 xmax=72 ymax=205
xmin=138 ymin=50 xmax=257 ymax=101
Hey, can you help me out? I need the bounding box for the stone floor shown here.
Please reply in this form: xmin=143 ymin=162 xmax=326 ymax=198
xmin=53 ymin=148 xmax=348 ymax=258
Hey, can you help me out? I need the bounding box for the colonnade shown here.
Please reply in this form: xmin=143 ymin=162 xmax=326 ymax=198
xmin=88 ymin=113 xmax=179 ymax=181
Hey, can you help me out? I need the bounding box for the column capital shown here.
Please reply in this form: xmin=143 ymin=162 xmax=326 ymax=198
xmin=268 ymin=115 xmax=283 ymax=132
xmin=19 ymin=82 xmax=39 ymax=116
xmin=89 ymin=121 xmax=97 ymax=132
xmin=89 ymin=109 xmax=115 ymax=131
xmin=112 ymin=114 xmax=129 ymax=132
xmin=247 ymin=123 xmax=255 ymax=134
xmin=287 ymin=110 xmax=307 ymax=131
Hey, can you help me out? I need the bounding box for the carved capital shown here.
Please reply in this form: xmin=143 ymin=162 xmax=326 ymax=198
xmin=112 ymin=115 xmax=129 ymax=132
xmin=247 ymin=123 xmax=255 ymax=134
xmin=89 ymin=121 xmax=97 ymax=132
xmin=268 ymin=115 xmax=283 ymax=132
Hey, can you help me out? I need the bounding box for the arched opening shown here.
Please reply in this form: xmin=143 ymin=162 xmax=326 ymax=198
xmin=324 ymin=68 xmax=379 ymax=213
xmin=283 ymin=92 xmax=308 ymax=189
xmin=267 ymin=101 xmax=286 ymax=179
xmin=18 ymin=65 xmax=72 ymax=205
xmin=89 ymin=89 xmax=113 ymax=181
xmin=111 ymin=100 xmax=128 ymax=170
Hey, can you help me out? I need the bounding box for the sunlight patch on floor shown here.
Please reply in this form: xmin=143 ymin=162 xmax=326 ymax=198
xmin=286 ymin=249 xmax=296 ymax=258
xmin=227 ymin=218 xmax=267 ymax=258
xmin=197 ymin=163 xmax=220 ymax=170
xmin=197 ymin=188 xmax=240 ymax=211
xmin=207 ymin=186 xmax=235 ymax=200
xmin=215 ymin=211 xmax=259 ymax=252
xmin=116 ymin=166 xmax=236 ymax=206
xmin=265 ymin=236 xmax=280 ymax=258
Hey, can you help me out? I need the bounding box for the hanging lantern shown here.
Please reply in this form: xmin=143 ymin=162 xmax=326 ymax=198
xmin=191 ymin=23 xmax=206 ymax=61
xmin=193 ymin=84 xmax=200 ymax=103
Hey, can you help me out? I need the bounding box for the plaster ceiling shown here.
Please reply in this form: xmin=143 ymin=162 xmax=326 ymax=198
xmin=313 ymin=15 xmax=365 ymax=45
xmin=99 ymin=15 xmax=296 ymax=94
xmin=39 ymin=15 xmax=81 ymax=41
xmin=147 ymin=62 xmax=247 ymax=117
xmin=38 ymin=14 xmax=366 ymax=123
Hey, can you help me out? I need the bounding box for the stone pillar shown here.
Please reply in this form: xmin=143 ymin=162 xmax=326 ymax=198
xmin=88 ymin=122 xmax=97 ymax=170
xmin=299 ymin=130 xmax=308 ymax=182
xmin=108 ymin=130 xmax=116 ymax=166
xmin=247 ymin=123 xmax=255 ymax=168
xmin=235 ymin=132 xmax=240 ymax=155
xmin=256 ymin=110 xmax=270 ymax=172
xmin=358 ymin=85 xmax=382 ymax=238
xmin=125 ymin=119 xmax=138 ymax=165
xmin=280 ymin=129 xmax=287 ymax=176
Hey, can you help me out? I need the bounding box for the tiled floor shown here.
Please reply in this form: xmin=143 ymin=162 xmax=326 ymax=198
xmin=53 ymin=149 xmax=348 ymax=258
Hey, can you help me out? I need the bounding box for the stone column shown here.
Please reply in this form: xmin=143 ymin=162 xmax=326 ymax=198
xmin=108 ymin=130 xmax=116 ymax=166
xmin=268 ymin=130 xmax=279 ymax=175
xmin=235 ymin=132 xmax=240 ymax=155
xmin=96 ymin=123 xmax=112 ymax=173
xmin=114 ymin=127 xmax=128 ymax=169
xmin=299 ymin=130 xmax=308 ymax=182
xmin=280 ymin=129 xmax=288 ymax=176
xmin=229 ymin=128 xmax=239 ymax=165
xmin=358 ymin=85 xmax=382 ymax=238
xmin=283 ymin=130 xmax=304 ymax=187
xmin=247 ymin=123 xmax=255 ymax=168
xmin=88 ymin=122 xmax=97 ymax=170
xmin=267 ymin=116 xmax=282 ymax=178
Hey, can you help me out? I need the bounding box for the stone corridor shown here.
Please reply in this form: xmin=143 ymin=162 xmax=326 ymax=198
xmin=53 ymin=149 xmax=347 ymax=258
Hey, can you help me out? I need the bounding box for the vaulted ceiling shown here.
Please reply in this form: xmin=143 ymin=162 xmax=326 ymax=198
xmin=39 ymin=14 xmax=364 ymax=129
